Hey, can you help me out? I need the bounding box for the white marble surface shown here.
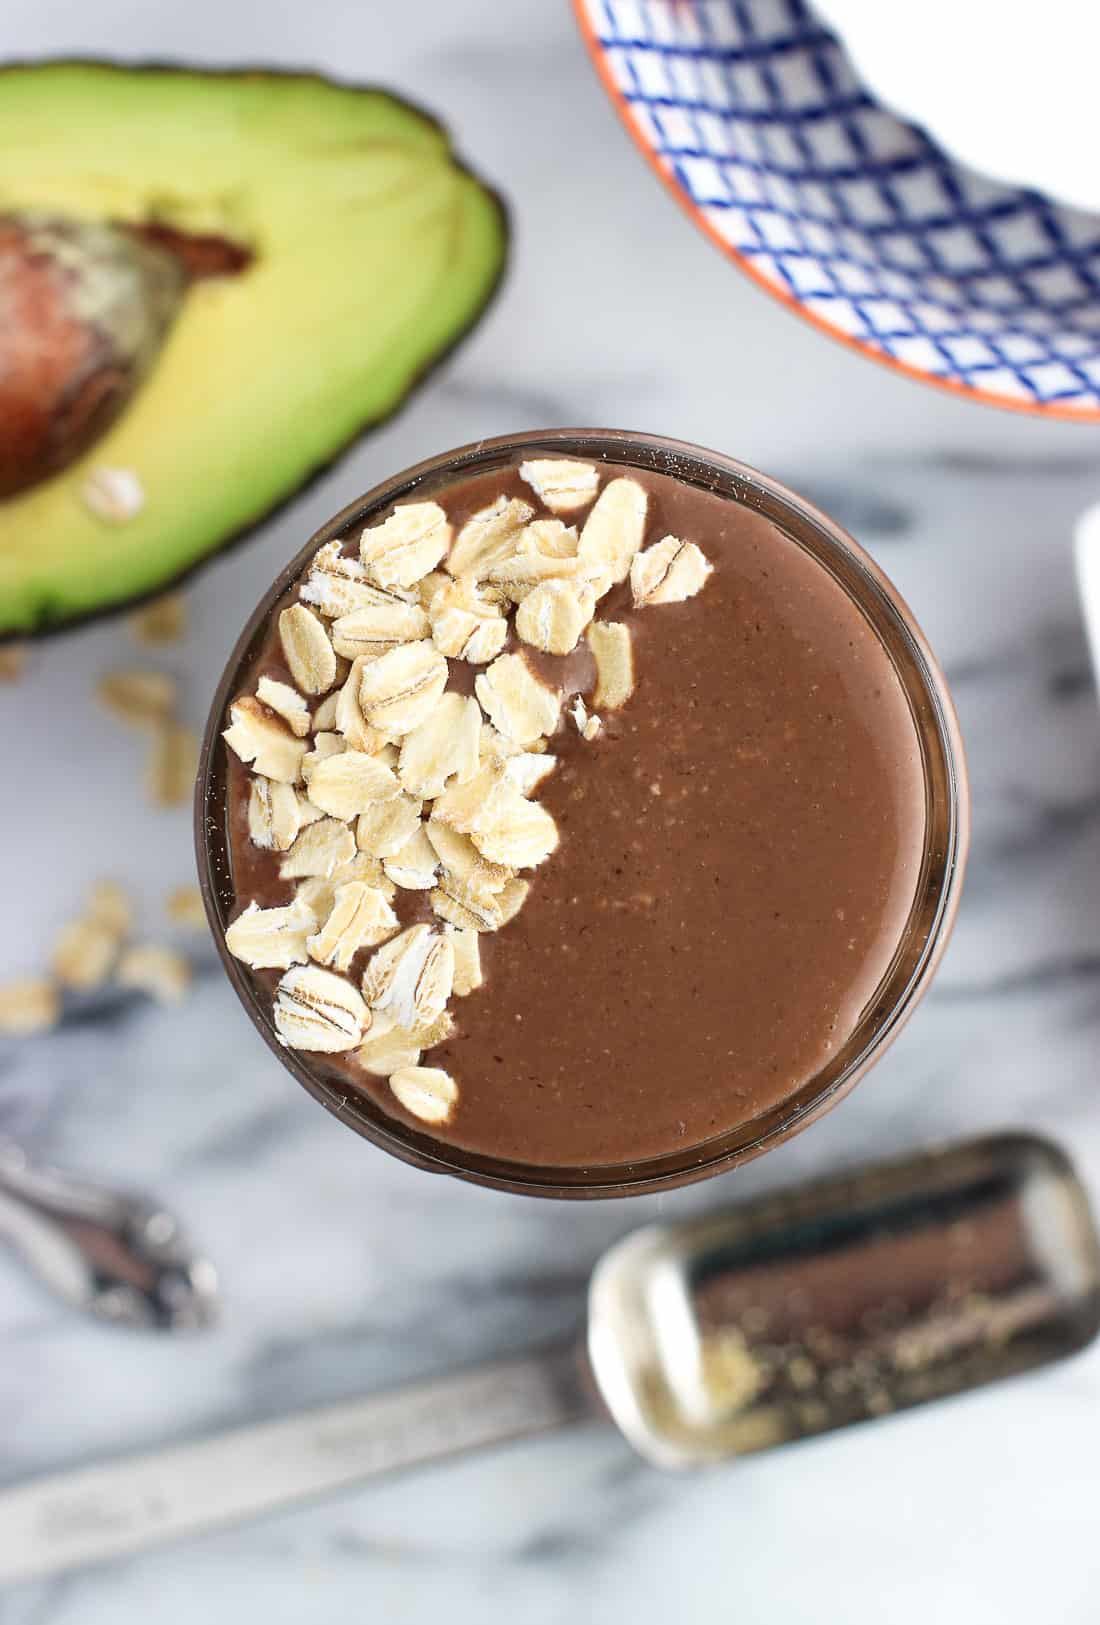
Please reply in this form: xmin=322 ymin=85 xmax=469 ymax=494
xmin=3 ymin=2 xmax=1100 ymax=1619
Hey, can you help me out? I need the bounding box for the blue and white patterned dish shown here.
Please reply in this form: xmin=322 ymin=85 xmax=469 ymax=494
xmin=575 ymin=0 xmax=1100 ymax=418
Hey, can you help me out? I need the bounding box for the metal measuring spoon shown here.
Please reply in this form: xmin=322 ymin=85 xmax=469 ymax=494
xmin=0 ymin=1138 xmax=218 ymax=1332
xmin=0 ymin=1131 xmax=1095 ymax=1584
xmin=589 ymin=1130 xmax=1100 ymax=1464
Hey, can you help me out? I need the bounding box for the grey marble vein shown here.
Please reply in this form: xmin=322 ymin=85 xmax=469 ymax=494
xmin=777 ymin=476 xmax=915 ymax=538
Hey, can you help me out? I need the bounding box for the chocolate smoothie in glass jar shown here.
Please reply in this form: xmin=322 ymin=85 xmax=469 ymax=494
xmin=198 ymin=432 xmax=966 ymax=1195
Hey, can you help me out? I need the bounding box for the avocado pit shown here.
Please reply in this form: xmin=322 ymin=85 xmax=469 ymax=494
xmin=0 ymin=211 xmax=250 ymax=500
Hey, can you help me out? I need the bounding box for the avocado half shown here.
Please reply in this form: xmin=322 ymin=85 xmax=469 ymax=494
xmin=0 ymin=62 xmax=508 ymax=636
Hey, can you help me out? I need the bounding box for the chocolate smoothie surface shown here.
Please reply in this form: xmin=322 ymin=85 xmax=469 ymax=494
xmin=220 ymin=457 xmax=927 ymax=1167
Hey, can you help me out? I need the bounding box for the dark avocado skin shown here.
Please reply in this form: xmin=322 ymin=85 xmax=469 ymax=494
xmin=0 ymin=60 xmax=510 ymax=644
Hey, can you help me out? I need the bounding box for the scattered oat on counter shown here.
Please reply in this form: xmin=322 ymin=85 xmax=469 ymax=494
xmin=97 ymin=662 xmax=199 ymax=809
xmin=51 ymin=915 xmax=122 ymax=991
xmin=51 ymin=880 xmax=133 ymax=990
xmin=146 ymin=721 xmax=199 ymax=808
xmin=89 ymin=879 xmax=133 ymax=937
xmin=166 ymin=886 xmax=207 ymax=928
xmin=97 ymin=669 xmax=177 ymax=728
xmin=129 ymin=590 xmax=188 ymax=646
xmin=0 ymin=643 xmax=28 ymax=682
xmin=0 ymin=978 xmax=61 ymax=1036
xmin=116 ymin=944 xmax=192 ymax=1004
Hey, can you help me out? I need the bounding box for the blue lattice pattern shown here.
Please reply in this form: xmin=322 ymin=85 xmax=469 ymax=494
xmin=579 ymin=0 xmax=1100 ymax=414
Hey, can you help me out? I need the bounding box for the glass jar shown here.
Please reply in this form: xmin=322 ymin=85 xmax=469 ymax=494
xmin=196 ymin=430 xmax=968 ymax=1198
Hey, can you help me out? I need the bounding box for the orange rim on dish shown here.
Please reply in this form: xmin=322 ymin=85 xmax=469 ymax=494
xmin=572 ymin=0 xmax=1100 ymax=423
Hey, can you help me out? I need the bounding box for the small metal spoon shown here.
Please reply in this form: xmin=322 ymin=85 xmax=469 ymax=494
xmin=0 ymin=1138 xmax=218 ymax=1331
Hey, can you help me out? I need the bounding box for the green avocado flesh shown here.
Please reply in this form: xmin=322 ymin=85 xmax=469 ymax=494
xmin=0 ymin=63 xmax=507 ymax=634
